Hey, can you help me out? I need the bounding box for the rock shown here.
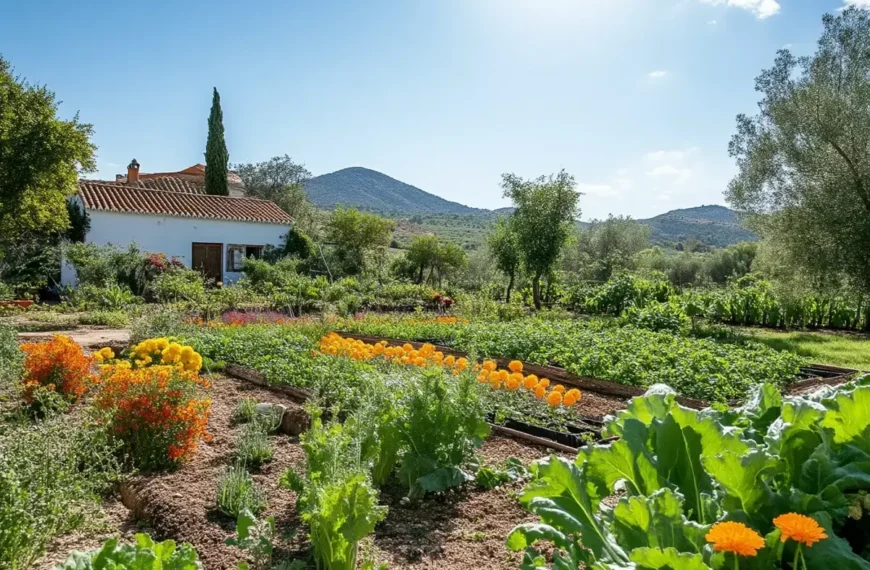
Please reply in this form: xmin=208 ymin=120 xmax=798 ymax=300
xmin=254 ymin=402 xmax=287 ymax=417
xmin=281 ymin=407 xmax=311 ymax=436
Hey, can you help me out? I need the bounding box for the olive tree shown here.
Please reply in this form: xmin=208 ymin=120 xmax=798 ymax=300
xmin=486 ymin=216 xmax=521 ymax=302
xmin=726 ymin=8 xmax=870 ymax=294
xmin=501 ymin=170 xmax=580 ymax=309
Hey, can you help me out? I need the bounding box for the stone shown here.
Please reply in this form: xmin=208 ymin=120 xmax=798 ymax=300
xmin=281 ymin=407 xmax=311 ymax=436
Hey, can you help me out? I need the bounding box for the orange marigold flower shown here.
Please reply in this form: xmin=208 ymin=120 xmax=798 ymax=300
xmin=537 ymin=378 xmax=550 ymax=389
xmin=505 ymin=378 xmax=520 ymax=391
xmin=552 ymin=384 xmax=566 ymax=394
xmin=444 ymin=355 xmax=456 ymax=366
xmin=534 ymin=384 xmax=547 ymax=399
xmin=523 ymin=374 xmax=539 ymax=389
xmin=705 ymin=521 xmax=765 ymax=557
xmin=483 ymin=360 xmax=497 ymax=372
xmin=563 ymin=388 xmax=582 ymax=406
xmin=773 ymin=513 xmax=828 ymax=547
xmin=477 ymin=373 xmax=489 ymax=383
xmin=546 ymin=391 xmax=563 ymax=407
xmin=508 ymin=360 xmax=523 ymax=373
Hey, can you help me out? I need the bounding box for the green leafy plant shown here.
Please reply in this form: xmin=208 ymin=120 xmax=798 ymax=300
xmin=396 ymin=367 xmax=490 ymax=499
xmin=216 ymin=464 xmax=267 ymax=518
xmin=77 ymin=310 xmax=130 ymax=328
xmin=55 ymin=534 xmax=202 ymax=569
xmin=507 ymin=377 xmax=870 ymax=569
xmin=226 ymin=509 xmax=301 ymax=570
xmin=233 ymin=397 xmax=259 ymax=424
xmin=235 ymin=423 xmax=274 ymax=469
xmin=475 ymin=457 xmax=528 ymax=490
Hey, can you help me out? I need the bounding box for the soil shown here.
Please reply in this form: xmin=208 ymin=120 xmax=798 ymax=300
xmin=18 ymin=327 xmax=131 ymax=349
xmin=37 ymin=374 xmax=603 ymax=570
xmin=573 ymin=390 xmax=627 ymax=420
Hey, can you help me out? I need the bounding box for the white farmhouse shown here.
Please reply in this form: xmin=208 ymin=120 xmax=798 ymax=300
xmin=61 ymin=159 xmax=292 ymax=285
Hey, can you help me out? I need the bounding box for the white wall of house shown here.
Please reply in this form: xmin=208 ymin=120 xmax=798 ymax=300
xmin=61 ymin=209 xmax=289 ymax=286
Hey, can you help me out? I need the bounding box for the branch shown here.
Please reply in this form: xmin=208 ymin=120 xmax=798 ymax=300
xmin=828 ymin=138 xmax=870 ymax=212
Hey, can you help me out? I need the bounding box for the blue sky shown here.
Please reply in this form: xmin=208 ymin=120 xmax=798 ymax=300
xmin=2 ymin=0 xmax=864 ymax=219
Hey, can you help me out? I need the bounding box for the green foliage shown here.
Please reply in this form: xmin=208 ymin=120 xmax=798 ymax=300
xmin=726 ymin=8 xmax=870 ymax=295
xmin=77 ymin=310 xmax=130 ymax=328
xmin=405 ymin=235 xmax=468 ymax=286
xmin=64 ymin=242 xmax=150 ymax=294
xmin=225 ymin=510 xmax=293 ymax=570
xmin=235 ymin=155 xmax=316 ymax=234
xmin=326 ymin=207 xmax=394 ymax=276
xmin=396 ymin=367 xmax=490 ymax=499
xmin=500 ymin=170 xmax=580 ymax=309
xmin=65 ymin=200 xmax=90 ymax=243
xmin=573 ymin=215 xmax=651 ymax=281
xmin=204 ymin=87 xmax=229 ymax=196
xmin=508 ymin=378 xmax=870 ymax=568
xmin=487 ymin=216 xmax=521 ymax=302
xmin=55 ymin=534 xmax=202 ymax=569
xmin=235 ymin=423 xmax=274 ymax=469
xmin=216 ymin=464 xmax=267 ymax=518
xmin=282 ymin=228 xmax=316 ymax=260
xmin=621 ymin=302 xmax=689 ymax=334
xmin=0 ymin=322 xmax=23 ymax=389
xmin=232 ymin=397 xmax=259 ymax=425
xmin=0 ymin=415 xmax=121 ymax=569
xmin=68 ymin=282 xmax=142 ymax=311
xmin=475 ymin=457 xmax=528 ymax=489
xmin=0 ymin=55 xmax=96 ymax=241
xmin=149 ymin=268 xmax=206 ymax=304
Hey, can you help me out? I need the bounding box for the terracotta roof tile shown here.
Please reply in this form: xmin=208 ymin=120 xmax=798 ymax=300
xmin=132 ymin=176 xmax=204 ymax=194
xmin=77 ymin=180 xmax=292 ymax=225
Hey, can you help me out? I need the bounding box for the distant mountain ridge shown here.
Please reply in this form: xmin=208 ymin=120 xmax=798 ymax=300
xmin=304 ymin=167 xmax=483 ymax=214
xmin=304 ymin=167 xmax=756 ymax=247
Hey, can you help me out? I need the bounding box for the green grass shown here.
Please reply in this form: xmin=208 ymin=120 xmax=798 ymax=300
xmin=738 ymin=328 xmax=870 ymax=371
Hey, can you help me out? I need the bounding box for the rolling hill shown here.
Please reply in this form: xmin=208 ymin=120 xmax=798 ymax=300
xmin=304 ymin=167 xmax=756 ymax=248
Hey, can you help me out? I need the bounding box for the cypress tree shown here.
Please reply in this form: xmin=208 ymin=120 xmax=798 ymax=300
xmin=204 ymin=87 xmax=229 ymax=196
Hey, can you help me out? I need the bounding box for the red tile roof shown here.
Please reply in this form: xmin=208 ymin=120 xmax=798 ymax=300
xmin=132 ymin=176 xmax=204 ymax=194
xmin=77 ymin=180 xmax=292 ymax=225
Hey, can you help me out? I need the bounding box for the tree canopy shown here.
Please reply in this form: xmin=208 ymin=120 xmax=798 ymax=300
xmin=726 ymin=8 xmax=870 ymax=293
xmin=487 ymin=216 xmax=521 ymax=301
xmin=501 ymin=170 xmax=580 ymax=308
xmin=574 ymin=215 xmax=650 ymax=281
xmin=236 ymin=155 xmax=318 ymax=234
xmin=326 ymin=207 xmax=394 ymax=276
xmin=204 ymin=88 xmax=229 ymax=196
xmin=0 ymin=55 xmax=96 ymax=243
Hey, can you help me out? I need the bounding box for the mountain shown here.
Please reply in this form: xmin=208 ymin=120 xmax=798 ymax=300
xmin=304 ymin=167 xmax=483 ymax=214
xmin=638 ymin=205 xmax=757 ymax=248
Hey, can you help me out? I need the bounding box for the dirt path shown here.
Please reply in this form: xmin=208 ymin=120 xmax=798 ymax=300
xmin=18 ymin=328 xmax=130 ymax=350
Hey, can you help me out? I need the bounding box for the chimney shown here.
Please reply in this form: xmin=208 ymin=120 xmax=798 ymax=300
xmin=127 ymin=159 xmax=140 ymax=184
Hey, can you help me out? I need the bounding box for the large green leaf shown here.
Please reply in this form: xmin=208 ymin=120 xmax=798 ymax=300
xmin=581 ymin=419 xmax=662 ymax=498
xmin=799 ymin=513 xmax=870 ymax=570
xmin=629 ymin=547 xmax=711 ymax=570
xmin=610 ymin=488 xmax=707 ymax=553
xmin=703 ymin=448 xmax=776 ymax=519
xmin=603 ymin=386 xmax=677 ymax=438
xmin=515 ymin=456 xmax=629 ymax=565
xmin=820 ymin=386 xmax=870 ymax=448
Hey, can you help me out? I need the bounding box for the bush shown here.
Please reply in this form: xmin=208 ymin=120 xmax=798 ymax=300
xmin=57 ymin=534 xmax=202 ymax=569
xmin=216 ymin=464 xmax=267 ymax=518
xmin=77 ymin=310 xmax=130 ymax=328
xmin=64 ymin=242 xmax=149 ymax=294
xmin=232 ymin=397 xmax=259 ymax=424
xmin=0 ymin=415 xmax=120 ymax=569
xmin=20 ymin=335 xmax=94 ymax=404
xmin=149 ymin=267 xmax=206 ymax=303
xmin=620 ymin=301 xmax=689 ymax=333
xmin=67 ymin=282 xmax=142 ymax=310
xmin=95 ymin=365 xmax=211 ymax=469
xmin=0 ymin=323 xmax=23 ymax=390
xmin=235 ymin=423 xmax=274 ymax=468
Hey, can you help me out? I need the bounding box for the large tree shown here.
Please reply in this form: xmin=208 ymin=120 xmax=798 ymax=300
xmin=501 ymin=170 xmax=580 ymax=309
xmin=726 ymin=8 xmax=870 ymax=293
xmin=235 ymin=155 xmax=317 ymax=233
xmin=204 ymin=87 xmax=229 ymax=196
xmin=0 ymin=55 xmax=96 ymax=241
xmin=487 ymin=216 xmax=521 ymax=302
xmin=574 ymin=215 xmax=650 ymax=281
xmin=326 ymin=206 xmax=394 ymax=276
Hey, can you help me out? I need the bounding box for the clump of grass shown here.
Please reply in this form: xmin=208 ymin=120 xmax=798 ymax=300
xmin=216 ymin=464 xmax=267 ymax=518
xmin=235 ymin=424 xmax=274 ymax=468
xmin=232 ymin=397 xmax=258 ymax=425
xmin=78 ymin=310 xmax=130 ymax=328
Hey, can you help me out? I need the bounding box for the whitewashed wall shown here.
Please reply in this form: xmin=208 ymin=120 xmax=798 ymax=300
xmin=61 ymin=209 xmax=289 ymax=286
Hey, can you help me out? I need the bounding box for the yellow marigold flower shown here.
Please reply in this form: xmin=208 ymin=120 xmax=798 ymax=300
xmin=455 ymin=357 xmax=468 ymax=370
xmin=477 ymin=373 xmax=489 ymax=383
xmin=534 ymin=384 xmax=547 ymax=399
xmin=93 ymin=352 xmax=104 ymax=363
xmin=498 ymin=370 xmax=509 ymax=382
xmin=705 ymin=521 xmax=765 ymax=557
xmin=444 ymin=355 xmax=456 ymax=366
xmin=402 ymin=343 xmax=413 ymax=352
xmin=506 ymin=378 xmax=520 ymax=391
xmin=490 ymin=376 xmax=502 ymax=388
xmin=483 ymin=360 xmax=497 ymax=372
xmin=553 ymin=384 xmax=566 ymax=394
xmin=508 ymin=360 xmax=523 ymax=373
xmin=523 ymin=374 xmax=538 ymax=389
xmin=537 ymin=378 xmax=550 ymax=389
xmin=155 ymin=338 xmax=169 ymax=350
xmin=546 ymin=391 xmax=563 ymax=407
xmin=510 ymin=372 xmax=524 ymax=385
xmin=478 ymin=369 xmax=490 ymax=380
xmin=773 ymin=513 xmax=828 ymax=547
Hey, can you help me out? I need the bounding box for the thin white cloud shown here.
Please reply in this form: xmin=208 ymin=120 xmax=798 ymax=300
xmin=646 ymin=164 xmax=693 ymax=185
xmin=699 ymin=0 xmax=780 ymax=19
xmin=708 ymin=19 xmax=718 ymax=25
xmin=646 ymin=147 xmax=698 ymax=162
xmin=842 ymin=0 xmax=870 ymax=8
xmin=577 ymin=183 xmax=622 ymax=198
xmin=648 ymin=70 xmax=669 ymax=80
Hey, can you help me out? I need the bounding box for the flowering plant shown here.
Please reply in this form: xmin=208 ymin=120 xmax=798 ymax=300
xmin=96 ymin=337 xmax=203 ymax=374
xmin=508 ymin=378 xmax=870 ymax=569
xmin=96 ymin=365 xmax=211 ymax=469
xmin=20 ymin=335 xmax=94 ymax=403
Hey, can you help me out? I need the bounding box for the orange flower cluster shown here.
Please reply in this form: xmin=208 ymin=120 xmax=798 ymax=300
xmin=476 ymin=360 xmax=581 ymax=408
xmin=20 ymin=335 xmax=95 ymax=403
xmin=319 ymin=333 xmax=470 ymax=374
xmin=706 ymin=514 xmax=827 ymax=561
xmin=96 ymin=365 xmax=211 ymax=468
xmin=434 ymin=316 xmax=467 ymax=324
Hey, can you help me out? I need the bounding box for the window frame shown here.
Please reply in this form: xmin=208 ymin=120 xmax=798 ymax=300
xmin=226 ymin=244 xmax=264 ymax=272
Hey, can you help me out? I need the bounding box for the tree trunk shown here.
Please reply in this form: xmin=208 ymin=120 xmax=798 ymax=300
xmin=506 ymin=271 xmax=515 ymax=303
xmin=417 ymin=264 xmax=424 ymax=285
xmin=532 ymin=274 xmax=542 ymax=310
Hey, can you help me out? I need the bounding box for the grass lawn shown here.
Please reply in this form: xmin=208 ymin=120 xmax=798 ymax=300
xmin=738 ymin=328 xmax=870 ymax=371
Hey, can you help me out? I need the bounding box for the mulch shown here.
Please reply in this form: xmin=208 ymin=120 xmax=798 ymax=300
xmin=37 ymin=374 xmax=594 ymax=570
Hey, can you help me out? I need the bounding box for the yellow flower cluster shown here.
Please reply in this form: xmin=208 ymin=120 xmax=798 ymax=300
xmin=476 ymin=359 xmax=581 ymax=408
xmin=319 ymin=333 xmax=469 ymax=374
xmin=97 ymin=338 xmax=203 ymax=374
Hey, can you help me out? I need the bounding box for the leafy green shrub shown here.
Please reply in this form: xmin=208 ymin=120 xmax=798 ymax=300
xmin=235 ymin=423 xmax=274 ymax=468
xmin=68 ymin=282 xmax=142 ymax=310
xmin=56 ymin=534 xmax=202 ymax=569
xmin=396 ymin=367 xmax=489 ymax=499
xmin=507 ymin=378 xmax=870 ymax=569
xmin=281 ymin=409 xmax=387 ymax=570
xmin=0 ymin=415 xmax=120 ymax=569
xmin=216 ymin=464 xmax=267 ymax=518
xmin=149 ymin=267 xmax=206 ymax=303
xmin=620 ymin=301 xmax=689 ymax=333
xmin=77 ymin=310 xmax=130 ymax=328
xmin=0 ymin=323 xmax=23 ymax=389
xmin=64 ymin=242 xmax=149 ymax=294
xmin=232 ymin=397 xmax=259 ymax=424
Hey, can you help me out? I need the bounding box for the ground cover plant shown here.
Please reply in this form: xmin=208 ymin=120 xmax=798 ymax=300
xmin=507 ymin=377 xmax=870 ymax=569
xmin=56 ymin=533 xmax=203 ymax=569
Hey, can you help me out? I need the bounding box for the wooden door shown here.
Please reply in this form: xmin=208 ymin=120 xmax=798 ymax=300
xmin=192 ymin=243 xmax=223 ymax=283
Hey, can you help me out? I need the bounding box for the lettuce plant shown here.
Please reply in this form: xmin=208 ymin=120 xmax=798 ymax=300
xmin=55 ymin=534 xmax=201 ymax=569
xmin=507 ymin=377 xmax=870 ymax=569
